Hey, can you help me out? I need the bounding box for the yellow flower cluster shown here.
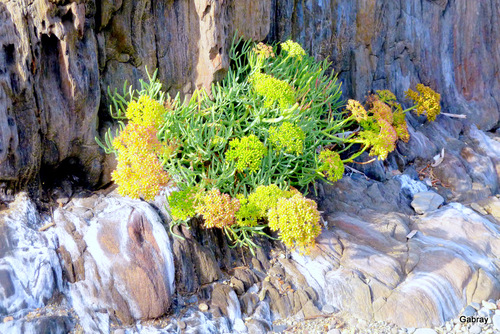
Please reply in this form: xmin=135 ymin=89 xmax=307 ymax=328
xmin=247 ymin=184 xmax=293 ymax=219
xmin=281 ymin=40 xmax=307 ymax=60
xmin=235 ymin=194 xmax=261 ymax=227
xmin=196 ymin=188 xmax=240 ymax=228
xmin=252 ymin=42 xmax=275 ymax=59
xmin=268 ymin=193 xmax=321 ymax=254
xmin=125 ymin=95 xmax=166 ymax=129
xmin=359 ymin=118 xmax=398 ymax=160
xmin=405 ymin=84 xmax=441 ymax=121
xmin=371 ymin=100 xmax=393 ymax=124
xmin=168 ymin=186 xmax=203 ymax=220
xmin=269 ymin=122 xmax=305 ymax=154
xmin=392 ymin=108 xmax=410 ymax=142
xmin=250 ymin=72 xmax=295 ymax=109
xmin=376 ymin=89 xmax=397 ymax=102
xmin=226 ymin=135 xmax=267 ymax=173
xmin=317 ymin=150 xmax=345 ymax=182
xmin=111 ymin=123 xmax=170 ymax=200
xmin=346 ymin=99 xmax=368 ymax=122
xmin=349 ymin=92 xmax=413 ymax=160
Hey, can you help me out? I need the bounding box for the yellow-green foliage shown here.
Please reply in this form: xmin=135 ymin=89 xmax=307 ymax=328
xmin=250 ymin=72 xmax=295 ymax=109
xmin=235 ymin=194 xmax=261 ymax=227
xmin=405 ymin=84 xmax=441 ymax=121
xmin=317 ymin=150 xmax=345 ymax=182
xmin=247 ymin=185 xmax=293 ymax=219
xmin=268 ymin=193 xmax=321 ymax=253
xmin=269 ymin=122 xmax=305 ymax=154
xmin=111 ymin=123 xmax=171 ymax=200
xmin=168 ymin=186 xmax=203 ymax=220
xmin=125 ymin=95 xmax=166 ymax=129
xmin=280 ymin=40 xmax=306 ymax=60
xmin=195 ymin=188 xmax=240 ymax=228
xmin=226 ymin=135 xmax=267 ymax=173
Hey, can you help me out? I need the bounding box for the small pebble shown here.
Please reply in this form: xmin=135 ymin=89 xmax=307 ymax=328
xmin=414 ymin=329 xmax=437 ymax=334
xmin=469 ymin=324 xmax=481 ymax=334
xmin=198 ymin=303 xmax=209 ymax=312
xmin=478 ymin=307 xmax=492 ymax=317
xmin=470 ymin=302 xmax=481 ymax=310
xmin=323 ymin=304 xmax=336 ymax=314
xmin=462 ymin=305 xmax=476 ymax=317
xmin=482 ymin=300 xmax=497 ymax=310
xmin=328 ymin=330 xmax=341 ymax=334
xmin=493 ymin=314 xmax=500 ymax=331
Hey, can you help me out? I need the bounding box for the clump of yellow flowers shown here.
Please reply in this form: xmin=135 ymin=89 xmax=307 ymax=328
xmin=110 ymin=95 xmax=174 ymax=200
xmin=111 ymin=123 xmax=171 ymax=200
xmin=269 ymin=122 xmax=305 ymax=154
xmin=250 ymin=72 xmax=295 ymax=109
xmin=281 ymin=40 xmax=307 ymax=60
xmin=195 ymin=188 xmax=241 ymax=229
xmin=317 ymin=150 xmax=345 ymax=182
xmin=170 ymin=184 xmax=321 ymax=254
xmin=268 ymin=193 xmax=321 ymax=253
xmin=346 ymin=85 xmax=440 ymax=160
xmin=226 ymin=135 xmax=267 ymax=173
xmin=125 ymin=95 xmax=166 ymax=129
xmin=405 ymin=84 xmax=441 ymax=121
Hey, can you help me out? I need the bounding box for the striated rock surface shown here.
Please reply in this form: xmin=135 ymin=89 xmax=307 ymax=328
xmin=51 ymin=193 xmax=175 ymax=330
xmin=0 ymin=193 xmax=62 ymax=317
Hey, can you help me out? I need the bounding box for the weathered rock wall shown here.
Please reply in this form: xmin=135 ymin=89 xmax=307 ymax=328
xmin=0 ymin=0 xmax=272 ymax=195
xmin=268 ymin=0 xmax=500 ymax=130
xmin=1 ymin=0 xmax=499 ymax=194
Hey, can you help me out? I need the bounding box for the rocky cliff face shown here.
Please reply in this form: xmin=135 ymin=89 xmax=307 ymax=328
xmin=0 ymin=0 xmax=271 ymax=196
xmin=268 ymin=0 xmax=500 ymax=130
xmin=1 ymin=0 xmax=499 ymax=198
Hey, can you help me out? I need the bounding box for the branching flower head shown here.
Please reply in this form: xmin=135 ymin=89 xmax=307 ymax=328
xmin=235 ymin=194 xmax=261 ymax=227
xmin=195 ymin=188 xmax=240 ymax=229
xmin=359 ymin=118 xmax=398 ymax=160
xmin=371 ymin=100 xmax=393 ymax=124
xmin=269 ymin=122 xmax=305 ymax=154
xmin=247 ymin=184 xmax=292 ymax=219
xmin=317 ymin=150 xmax=345 ymax=182
xmin=376 ymin=90 xmax=397 ymax=102
xmin=252 ymin=42 xmax=275 ymax=59
xmin=393 ymin=108 xmax=410 ymax=142
xmin=405 ymin=84 xmax=441 ymax=121
xmin=226 ymin=135 xmax=267 ymax=173
xmin=280 ymin=40 xmax=306 ymax=60
xmin=168 ymin=186 xmax=204 ymax=221
xmin=111 ymin=123 xmax=171 ymax=200
xmin=268 ymin=193 xmax=321 ymax=254
xmin=112 ymin=151 xmax=170 ymax=200
xmin=346 ymin=99 xmax=368 ymax=122
xmin=125 ymin=95 xmax=166 ymax=129
xmin=250 ymin=72 xmax=295 ymax=109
